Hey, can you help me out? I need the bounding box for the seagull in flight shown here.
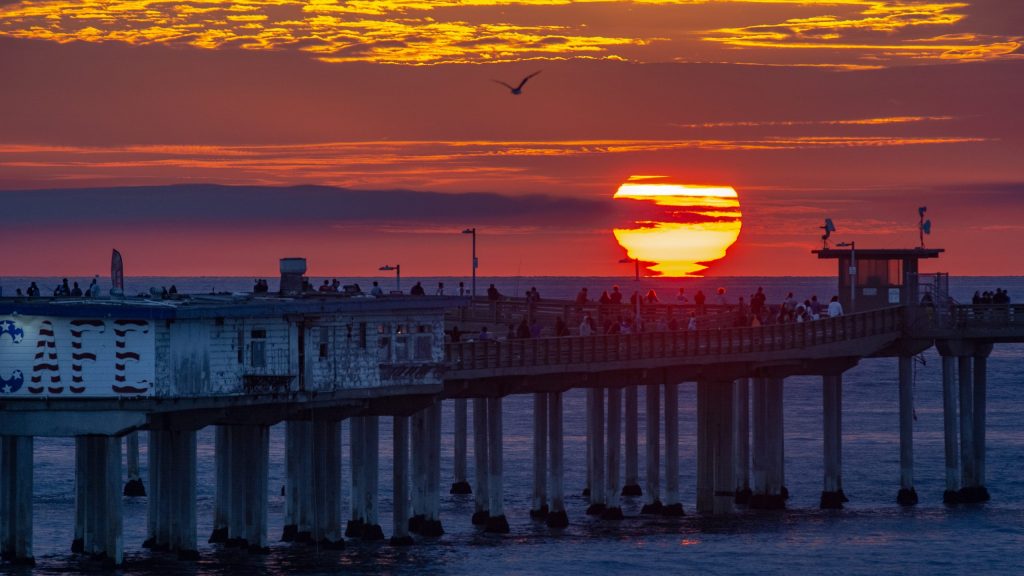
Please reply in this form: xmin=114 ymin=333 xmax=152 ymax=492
xmin=493 ymin=70 xmax=542 ymax=95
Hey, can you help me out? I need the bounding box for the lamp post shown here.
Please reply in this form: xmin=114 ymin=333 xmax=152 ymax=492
xmin=462 ymin=228 xmax=477 ymax=299
xmin=379 ymin=264 xmax=400 ymax=292
xmin=619 ymin=257 xmax=641 ymax=325
xmin=836 ymin=241 xmax=856 ymax=313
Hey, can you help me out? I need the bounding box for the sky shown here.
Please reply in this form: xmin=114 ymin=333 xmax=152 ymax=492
xmin=1 ymin=0 xmax=1022 ymax=278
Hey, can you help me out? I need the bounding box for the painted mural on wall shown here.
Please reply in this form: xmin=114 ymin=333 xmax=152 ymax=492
xmin=0 ymin=316 xmax=155 ymax=397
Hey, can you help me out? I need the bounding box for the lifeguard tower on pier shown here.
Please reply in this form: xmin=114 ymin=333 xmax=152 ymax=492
xmin=813 ymin=247 xmax=944 ymax=312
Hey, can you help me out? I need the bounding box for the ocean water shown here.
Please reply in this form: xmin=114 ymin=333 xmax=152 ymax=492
xmin=2 ymin=276 xmax=1023 ymax=575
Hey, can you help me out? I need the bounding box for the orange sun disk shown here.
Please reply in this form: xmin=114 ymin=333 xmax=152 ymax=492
xmin=613 ymin=176 xmax=742 ymax=277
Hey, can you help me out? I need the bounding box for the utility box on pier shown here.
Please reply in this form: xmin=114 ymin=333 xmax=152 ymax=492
xmin=812 ymin=248 xmax=943 ymax=313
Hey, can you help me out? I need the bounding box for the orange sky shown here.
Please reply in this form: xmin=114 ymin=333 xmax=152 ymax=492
xmin=1 ymin=0 xmax=1022 ymax=276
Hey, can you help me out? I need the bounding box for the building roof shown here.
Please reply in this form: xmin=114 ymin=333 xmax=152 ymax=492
xmin=0 ymin=293 xmax=462 ymax=320
xmin=812 ymin=247 xmax=944 ymax=260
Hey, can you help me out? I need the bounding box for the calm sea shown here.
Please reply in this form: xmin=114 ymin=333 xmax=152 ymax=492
xmin=2 ymin=276 xmax=1023 ymax=575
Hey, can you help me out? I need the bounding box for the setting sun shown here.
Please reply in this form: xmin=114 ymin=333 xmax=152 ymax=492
xmin=613 ymin=176 xmax=742 ymax=277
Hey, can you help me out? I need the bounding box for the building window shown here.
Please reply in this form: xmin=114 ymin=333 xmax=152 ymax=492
xmin=414 ymin=334 xmax=433 ymax=361
xmin=250 ymin=329 xmax=266 ymax=368
xmin=319 ymin=326 xmax=329 ymax=359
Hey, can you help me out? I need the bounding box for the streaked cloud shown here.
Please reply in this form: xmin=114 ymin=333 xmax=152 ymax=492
xmin=0 ymin=0 xmax=1019 ymax=65
xmin=674 ymin=115 xmax=957 ymax=128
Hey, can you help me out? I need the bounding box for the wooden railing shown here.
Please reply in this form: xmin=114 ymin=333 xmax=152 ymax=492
xmin=445 ymin=306 xmax=904 ymax=373
xmin=948 ymin=304 xmax=1024 ymax=329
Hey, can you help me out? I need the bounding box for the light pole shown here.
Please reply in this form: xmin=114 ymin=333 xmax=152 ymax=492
xmin=462 ymin=228 xmax=477 ymax=299
xmin=619 ymin=257 xmax=641 ymax=325
xmin=836 ymin=241 xmax=856 ymax=313
xmin=379 ymin=264 xmax=400 ymax=292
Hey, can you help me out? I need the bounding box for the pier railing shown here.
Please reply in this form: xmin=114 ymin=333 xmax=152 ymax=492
xmin=446 ymin=306 xmax=903 ymax=373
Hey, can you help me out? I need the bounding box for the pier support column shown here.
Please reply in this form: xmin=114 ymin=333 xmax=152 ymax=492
xmin=451 ymin=398 xmax=471 ymax=494
xmin=897 ymin=356 xmax=918 ymax=506
xmin=347 ymin=417 xmax=366 ymax=537
xmin=530 ymin=393 xmax=549 ymax=518
xmin=124 ymin=432 xmax=146 ymax=497
xmin=546 ymin=392 xmax=568 ymax=528
xmin=0 ymin=436 xmax=34 ymax=566
xmin=641 ymin=383 xmax=662 ymax=515
xmin=361 ymin=416 xmax=384 ymax=540
xmin=940 ymin=355 xmax=960 ymax=502
xmin=957 ymin=356 xmax=976 ymax=496
xmin=225 ymin=425 xmax=269 ymax=551
xmin=310 ymin=419 xmax=343 ymax=546
xmin=391 ymin=415 xmax=413 ymax=546
xmin=408 ymin=410 xmax=426 ymax=533
xmin=663 ymin=382 xmax=683 ymax=516
xmin=697 ymin=381 xmax=734 ymax=515
xmin=623 ymin=386 xmax=642 ymax=497
xmin=750 ymin=378 xmax=786 ymax=509
xmin=423 ymin=403 xmax=444 ymax=537
xmin=144 ymin=430 xmax=198 ymax=559
xmin=971 ymin=347 xmax=992 ymax=502
xmin=604 ymin=386 xmax=623 ymax=520
xmin=283 ymin=421 xmax=314 ymax=543
xmin=734 ymin=379 xmax=751 ymax=505
xmin=209 ymin=426 xmax=229 ymax=543
xmin=586 ymin=388 xmax=607 ymax=516
xmin=472 ymin=398 xmax=490 ymax=525
xmin=584 ymin=389 xmax=593 ymax=498
xmin=821 ymin=374 xmax=846 ymax=509
xmin=485 ymin=396 xmax=510 ymax=533
xmin=73 ymin=436 xmax=124 ymax=565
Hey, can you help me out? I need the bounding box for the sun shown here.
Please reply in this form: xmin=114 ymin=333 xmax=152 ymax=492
xmin=612 ymin=175 xmax=742 ymax=277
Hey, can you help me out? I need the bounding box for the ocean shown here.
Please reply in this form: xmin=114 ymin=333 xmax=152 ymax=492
xmin=2 ymin=276 xmax=1023 ymax=575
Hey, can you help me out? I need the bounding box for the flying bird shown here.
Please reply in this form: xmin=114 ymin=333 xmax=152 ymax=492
xmin=493 ymin=70 xmax=542 ymax=95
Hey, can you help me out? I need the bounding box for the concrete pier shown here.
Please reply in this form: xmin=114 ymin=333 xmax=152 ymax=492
xmin=471 ymin=398 xmax=490 ymax=525
xmin=451 ymin=398 xmax=472 ymax=494
xmin=530 ymin=393 xmax=549 ymax=518
xmin=958 ymin=356 xmax=976 ymax=494
xmin=734 ymin=379 xmax=751 ymax=505
xmin=897 ymin=356 xmax=918 ymax=505
xmin=485 ymin=396 xmax=510 ymax=533
xmin=941 ymin=355 xmax=960 ymax=502
xmin=0 ymin=436 xmax=34 ymax=565
xmin=310 ymin=420 xmax=344 ymax=546
xmin=283 ymin=421 xmax=314 ymax=543
xmin=391 ymin=416 xmax=413 ymax=546
xmin=972 ymin=348 xmax=991 ymax=501
xmin=123 ymin=431 xmax=146 ymax=497
xmin=820 ymin=374 xmax=846 ymax=509
xmin=603 ymin=386 xmax=624 ymax=520
xmin=73 ymin=436 xmax=124 ymax=565
xmin=361 ymin=417 xmax=384 ymax=540
xmin=546 ymin=392 xmax=569 ymax=528
xmin=697 ymin=381 xmax=734 ymax=515
xmin=225 ymin=425 xmax=270 ymax=551
xmin=622 ymin=386 xmax=642 ymax=496
xmin=750 ymin=378 xmax=786 ymax=509
xmin=144 ymin=430 xmax=198 ymax=559
xmin=347 ymin=417 xmax=366 ymax=538
xmin=641 ymin=383 xmax=662 ymax=514
xmin=424 ymin=403 xmax=444 ymax=536
xmin=663 ymin=382 xmax=683 ymax=516
xmin=586 ymin=388 xmax=607 ymax=516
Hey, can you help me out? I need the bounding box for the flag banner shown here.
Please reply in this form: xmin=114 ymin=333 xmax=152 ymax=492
xmin=112 ymin=249 xmax=124 ymax=291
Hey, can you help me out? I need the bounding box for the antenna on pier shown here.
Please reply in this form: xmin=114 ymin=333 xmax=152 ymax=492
xmin=918 ymin=206 xmax=931 ymax=248
xmin=820 ymin=218 xmax=836 ymax=249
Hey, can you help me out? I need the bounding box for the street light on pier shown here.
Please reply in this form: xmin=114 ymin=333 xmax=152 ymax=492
xmin=619 ymin=256 xmax=641 ymax=325
xmin=462 ymin=228 xmax=477 ymax=299
xmin=836 ymin=241 xmax=856 ymax=313
xmin=379 ymin=264 xmax=400 ymax=293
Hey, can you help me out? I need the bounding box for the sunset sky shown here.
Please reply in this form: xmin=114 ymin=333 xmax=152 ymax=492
xmin=1 ymin=0 xmax=1022 ymax=277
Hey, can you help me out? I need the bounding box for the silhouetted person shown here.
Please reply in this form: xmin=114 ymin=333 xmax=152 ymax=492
xmin=516 ymin=317 xmax=531 ymax=339
xmin=487 ymin=284 xmax=501 ymax=301
xmin=59 ymin=278 xmax=71 ymax=297
xmin=828 ymin=295 xmax=844 ymax=317
xmin=610 ymin=286 xmax=622 ymax=304
xmin=694 ymin=290 xmax=706 ymax=315
xmin=70 ymin=282 xmax=83 ymax=297
xmin=27 ymin=282 xmax=40 ymax=298
xmin=411 ymin=282 xmax=426 ymax=296
xmin=371 ymin=281 xmax=384 ymax=296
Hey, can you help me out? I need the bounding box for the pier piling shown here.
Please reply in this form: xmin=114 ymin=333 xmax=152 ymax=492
xmin=0 ymin=436 xmax=34 ymax=565
xmin=391 ymin=415 xmax=413 ymax=546
xmin=941 ymin=355 xmax=960 ymax=502
xmin=623 ymin=386 xmax=642 ymax=497
xmin=750 ymin=378 xmax=786 ymax=509
xmin=820 ymin=374 xmax=846 ymax=509
xmin=734 ymin=379 xmax=751 ymax=505
xmin=586 ymin=388 xmax=607 ymax=516
xmin=972 ymin=347 xmax=991 ymax=501
xmin=641 ymin=383 xmax=662 ymax=515
xmin=530 ymin=393 xmax=549 ymax=518
xmin=123 ymin=432 xmax=146 ymax=497
xmin=472 ymin=398 xmax=490 ymax=525
xmin=897 ymin=356 xmax=918 ymax=506
xmin=145 ymin=430 xmax=198 ymax=559
xmin=663 ymin=382 xmax=683 ymax=516
xmin=546 ymin=392 xmax=568 ymax=528
xmin=451 ymin=399 xmax=471 ymax=494
xmin=603 ymin=387 xmax=623 ymax=520
xmin=74 ymin=436 xmax=124 ymax=565
xmin=485 ymin=397 xmax=509 ymax=533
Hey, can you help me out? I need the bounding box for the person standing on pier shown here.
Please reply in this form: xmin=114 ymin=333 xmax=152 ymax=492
xmin=694 ymin=290 xmax=706 ymax=316
xmin=436 ymin=282 xmax=445 ymax=296
xmin=371 ymin=281 xmax=384 ymax=296
xmin=828 ymin=295 xmax=844 ymax=317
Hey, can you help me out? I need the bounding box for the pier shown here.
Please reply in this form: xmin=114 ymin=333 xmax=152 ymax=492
xmin=2 ymin=251 xmax=1023 ymax=566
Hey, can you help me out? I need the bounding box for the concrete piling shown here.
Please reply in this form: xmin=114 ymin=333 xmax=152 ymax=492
xmin=223 ymin=425 xmax=269 ymax=552
xmin=361 ymin=416 xmax=385 ymax=540
xmin=622 ymin=385 xmax=642 ymax=497
xmin=734 ymin=379 xmax=751 ymax=505
xmin=546 ymin=392 xmax=569 ymax=528
xmin=347 ymin=417 xmax=366 ymax=537
xmin=897 ymin=356 xmax=918 ymax=506
xmin=603 ymin=387 xmax=624 ymax=520
xmin=972 ymin=349 xmax=991 ymax=502
xmin=423 ymin=403 xmax=444 ymax=537
xmin=391 ymin=415 xmax=413 ymax=546
xmin=209 ymin=426 xmax=229 ymax=543
xmin=451 ymin=398 xmax=472 ymax=494
xmin=641 ymin=383 xmax=662 ymax=515
xmin=472 ymin=398 xmax=490 ymax=525
xmin=0 ymin=436 xmax=34 ymax=566
xmin=73 ymin=436 xmax=124 ymax=565
xmin=283 ymin=421 xmax=314 ymax=542
xmin=485 ymin=396 xmax=510 ymax=533
xmin=144 ymin=430 xmax=198 ymax=559
xmin=310 ymin=420 xmax=343 ymax=546
xmin=941 ymin=355 xmax=960 ymax=503
xmin=530 ymin=393 xmax=549 ymax=519
xmin=586 ymin=388 xmax=607 ymax=516
xmin=697 ymin=381 xmax=734 ymax=515
xmin=820 ymin=374 xmax=846 ymax=509
xmin=750 ymin=378 xmax=786 ymax=509
xmin=123 ymin=431 xmax=146 ymax=497
xmin=663 ymin=382 xmax=683 ymax=516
